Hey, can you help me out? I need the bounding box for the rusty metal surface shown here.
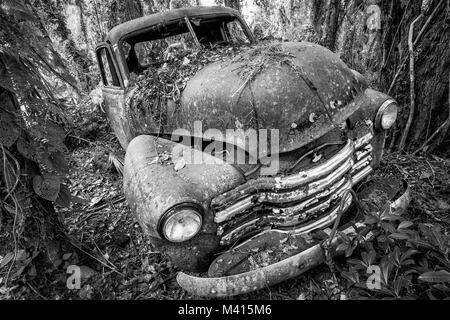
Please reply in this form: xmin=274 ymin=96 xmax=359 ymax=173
xmin=124 ymin=135 xmax=245 ymax=237
xmin=178 ymin=244 xmax=324 ymax=297
xmin=123 ymin=135 xmax=245 ymax=271
xmin=180 ymin=42 xmax=368 ymax=152
xmin=176 ymin=181 xmax=411 ymax=297
xmin=208 ymin=230 xmax=318 ymax=277
xmin=105 ymin=6 xmax=242 ymax=45
xmin=102 ymin=87 xmax=132 ymax=150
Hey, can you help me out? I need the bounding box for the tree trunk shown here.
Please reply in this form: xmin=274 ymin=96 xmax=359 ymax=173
xmin=31 ymin=0 xmax=92 ymax=93
xmin=409 ymin=7 xmax=449 ymax=152
xmin=322 ymin=0 xmax=341 ymax=51
xmin=224 ymin=0 xmax=241 ymax=11
xmin=108 ymin=0 xmax=144 ymax=29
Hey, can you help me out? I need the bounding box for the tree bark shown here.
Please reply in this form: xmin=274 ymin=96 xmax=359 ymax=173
xmin=108 ymin=0 xmax=144 ymax=30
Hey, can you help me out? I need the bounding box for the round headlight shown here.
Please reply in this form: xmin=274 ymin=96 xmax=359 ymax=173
xmin=375 ymin=99 xmax=398 ymax=130
xmin=161 ymin=206 xmax=202 ymax=242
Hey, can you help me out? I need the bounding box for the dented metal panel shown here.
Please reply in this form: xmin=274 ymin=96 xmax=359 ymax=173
xmin=102 ymin=87 xmax=133 ymax=149
xmin=123 ymin=135 xmax=246 ymax=271
xmin=180 ymin=42 xmax=368 ymax=152
xmin=105 ymin=41 xmax=374 ymax=152
xmin=124 ymin=135 xmax=245 ymax=238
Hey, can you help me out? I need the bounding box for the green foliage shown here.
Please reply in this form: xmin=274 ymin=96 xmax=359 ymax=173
xmin=338 ymin=205 xmax=450 ymax=299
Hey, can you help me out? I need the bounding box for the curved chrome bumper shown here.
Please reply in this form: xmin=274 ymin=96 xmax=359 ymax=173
xmin=177 ymin=183 xmax=411 ymax=297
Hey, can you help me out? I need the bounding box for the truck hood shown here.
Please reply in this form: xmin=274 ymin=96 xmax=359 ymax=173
xmin=176 ymin=41 xmax=367 ymax=152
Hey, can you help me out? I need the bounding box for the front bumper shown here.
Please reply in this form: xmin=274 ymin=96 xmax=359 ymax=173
xmin=177 ymin=181 xmax=411 ymax=297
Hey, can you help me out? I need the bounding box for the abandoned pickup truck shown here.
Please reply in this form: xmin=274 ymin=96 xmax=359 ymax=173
xmin=96 ymin=6 xmax=410 ymax=296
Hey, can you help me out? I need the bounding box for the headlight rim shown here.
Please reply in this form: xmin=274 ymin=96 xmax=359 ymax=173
xmin=158 ymin=202 xmax=204 ymax=243
xmin=375 ymin=99 xmax=398 ymax=131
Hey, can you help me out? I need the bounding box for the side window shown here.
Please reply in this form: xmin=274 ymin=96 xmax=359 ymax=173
xmin=226 ymin=20 xmax=250 ymax=44
xmin=97 ymin=47 xmax=120 ymax=87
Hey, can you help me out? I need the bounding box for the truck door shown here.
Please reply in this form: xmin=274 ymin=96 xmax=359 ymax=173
xmin=96 ymin=43 xmax=132 ymax=149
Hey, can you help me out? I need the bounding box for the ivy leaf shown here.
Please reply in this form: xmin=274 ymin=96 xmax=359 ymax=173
xmin=345 ymin=242 xmax=357 ymax=257
xmin=336 ymin=242 xmax=348 ymax=252
xmin=418 ymin=270 xmax=450 ymax=283
xmin=389 ymin=233 xmax=410 ymax=240
xmin=381 ymin=222 xmax=397 ymax=234
xmin=43 ymin=121 xmax=67 ymax=151
xmin=0 ymin=252 xmax=14 ymax=268
xmin=55 ymin=183 xmax=71 ymax=207
xmin=400 ymin=249 xmax=418 ymax=263
xmin=341 ymin=270 xmax=359 ymax=284
xmin=32 ymin=173 xmax=60 ymax=201
xmin=362 ymin=250 xmax=377 ymax=267
xmin=16 ymin=137 xmax=37 ymax=161
xmin=48 ymin=151 xmax=69 ymax=174
xmin=363 ymin=214 xmax=379 ymax=225
xmin=381 ymin=214 xmax=403 ymax=222
xmin=0 ymin=111 xmax=20 ymax=147
xmin=398 ymin=221 xmax=414 ymax=230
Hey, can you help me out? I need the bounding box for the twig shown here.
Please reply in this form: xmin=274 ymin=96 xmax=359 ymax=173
xmin=85 ymin=195 xmax=125 ymax=214
xmin=1 ymin=144 xmax=20 ymax=287
xmin=68 ymin=240 xmax=124 ymax=277
xmin=327 ymin=189 xmax=357 ymax=247
xmin=67 ymin=135 xmax=99 ymax=147
xmin=92 ymin=241 xmax=121 ymax=272
xmin=4 ymin=195 xmax=19 ymax=287
xmin=413 ymin=0 xmax=445 ymax=48
xmin=398 ymin=14 xmax=423 ymax=151
xmin=27 ymin=283 xmax=48 ymax=300
xmin=413 ymin=72 xmax=450 ymax=154
xmin=1 ymin=146 xmax=21 ymax=201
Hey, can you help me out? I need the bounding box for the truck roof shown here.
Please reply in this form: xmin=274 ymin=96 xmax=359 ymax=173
xmin=105 ymin=6 xmax=241 ymax=45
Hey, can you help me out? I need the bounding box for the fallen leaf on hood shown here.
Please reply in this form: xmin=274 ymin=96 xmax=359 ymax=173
xmin=312 ymin=153 xmax=322 ymax=163
xmin=174 ymin=158 xmax=186 ymax=171
xmin=182 ymin=57 xmax=190 ymax=65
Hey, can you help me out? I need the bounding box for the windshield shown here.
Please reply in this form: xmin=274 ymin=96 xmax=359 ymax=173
xmin=122 ymin=16 xmax=251 ymax=75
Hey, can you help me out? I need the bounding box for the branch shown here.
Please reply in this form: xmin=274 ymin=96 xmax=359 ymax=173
xmin=398 ymin=14 xmax=423 ymax=151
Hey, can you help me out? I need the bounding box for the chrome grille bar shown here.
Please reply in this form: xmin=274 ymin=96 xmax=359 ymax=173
xmin=214 ymin=132 xmax=375 ymax=246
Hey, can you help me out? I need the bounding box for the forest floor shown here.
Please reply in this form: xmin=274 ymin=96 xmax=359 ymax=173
xmin=1 ymin=109 xmax=449 ymax=300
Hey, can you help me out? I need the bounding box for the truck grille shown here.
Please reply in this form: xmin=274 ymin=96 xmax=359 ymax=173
xmin=211 ymin=132 xmax=374 ymax=246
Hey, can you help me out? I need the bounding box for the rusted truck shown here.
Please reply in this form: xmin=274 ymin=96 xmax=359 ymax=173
xmin=96 ymin=6 xmax=410 ymax=296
